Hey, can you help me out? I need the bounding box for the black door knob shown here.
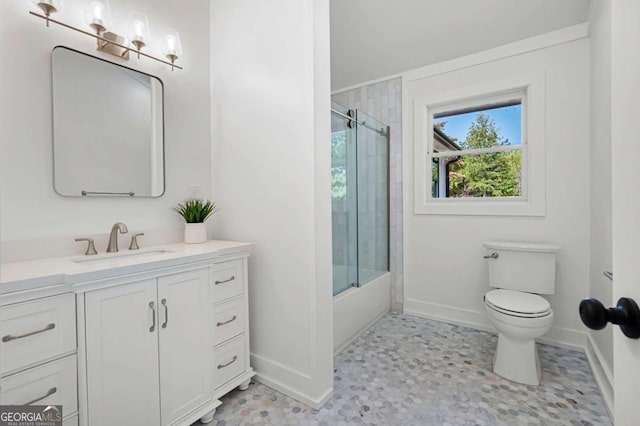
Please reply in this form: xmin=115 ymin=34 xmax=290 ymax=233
xmin=579 ymin=297 xmax=640 ymax=339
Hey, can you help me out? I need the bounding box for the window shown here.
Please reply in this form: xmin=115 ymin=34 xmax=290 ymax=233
xmin=431 ymin=95 xmax=523 ymax=199
xmin=413 ymin=73 xmax=546 ymax=216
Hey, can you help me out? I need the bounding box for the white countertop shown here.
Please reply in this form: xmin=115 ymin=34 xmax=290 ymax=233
xmin=0 ymin=240 xmax=254 ymax=295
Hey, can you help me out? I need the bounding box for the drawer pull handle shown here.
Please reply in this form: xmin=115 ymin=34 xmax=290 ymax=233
xmin=149 ymin=301 xmax=156 ymax=332
xmin=161 ymin=299 xmax=168 ymax=329
xmin=217 ymin=315 xmax=237 ymax=327
xmin=215 ymin=276 xmax=235 ymax=285
xmin=217 ymin=355 xmax=238 ymax=369
xmin=2 ymin=323 xmax=56 ymax=342
xmin=24 ymin=387 xmax=57 ymax=405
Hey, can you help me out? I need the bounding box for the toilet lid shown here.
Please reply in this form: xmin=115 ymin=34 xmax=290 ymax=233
xmin=485 ymin=289 xmax=551 ymax=318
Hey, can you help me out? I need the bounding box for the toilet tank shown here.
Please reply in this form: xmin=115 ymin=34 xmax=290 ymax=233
xmin=484 ymin=241 xmax=559 ymax=295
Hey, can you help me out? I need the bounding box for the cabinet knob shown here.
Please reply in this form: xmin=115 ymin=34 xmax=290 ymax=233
xmin=579 ymin=297 xmax=640 ymax=339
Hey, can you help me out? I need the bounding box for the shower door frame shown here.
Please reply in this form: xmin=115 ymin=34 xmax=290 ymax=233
xmin=330 ymin=104 xmax=390 ymax=295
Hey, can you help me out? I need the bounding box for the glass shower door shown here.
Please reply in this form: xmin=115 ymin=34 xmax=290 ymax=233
xmin=356 ymin=110 xmax=389 ymax=284
xmin=331 ymin=102 xmax=358 ymax=295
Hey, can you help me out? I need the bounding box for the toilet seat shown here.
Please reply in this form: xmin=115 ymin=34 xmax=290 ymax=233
xmin=484 ymin=289 xmax=551 ymax=318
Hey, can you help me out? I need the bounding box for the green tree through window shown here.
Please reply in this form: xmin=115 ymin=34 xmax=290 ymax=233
xmin=439 ymin=113 xmax=522 ymax=198
xmin=331 ymin=131 xmax=347 ymax=199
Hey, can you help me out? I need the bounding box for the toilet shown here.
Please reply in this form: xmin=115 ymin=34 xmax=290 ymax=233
xmin=483 ymin=241 xmax=559 ymax=385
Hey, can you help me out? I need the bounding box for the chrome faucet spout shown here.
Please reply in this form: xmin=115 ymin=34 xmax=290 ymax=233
xmin=106 ymin=222 xmax=128 ymax=252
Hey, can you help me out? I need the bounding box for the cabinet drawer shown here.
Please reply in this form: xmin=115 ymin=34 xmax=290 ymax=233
xmin=210 ymin=260 xmax=244 ymax=304
xmin=212 ymin=335 xmax=246 ymax=389
xmin=0 ymin=293 xmax=76 ymax=375
xmin=0 ymin=354 xmax=78 ymax=414
xmin=212 ymin=297 xmax=245 ymax=346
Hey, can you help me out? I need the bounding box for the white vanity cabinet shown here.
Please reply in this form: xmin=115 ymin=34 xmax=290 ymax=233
xmin=210 ymin=259 xmax=254 ymax=397
xmin=83 ymin=268 xmax=213 ymax=426
xmin=1 ymin=240 xmax=254 ymax=426
xmin=0 ymin=292 xmax=79 ymax=425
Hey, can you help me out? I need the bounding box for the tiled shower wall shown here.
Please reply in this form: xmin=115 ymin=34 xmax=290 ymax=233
xmin=332 ymin=77 xmax=403 ymax=310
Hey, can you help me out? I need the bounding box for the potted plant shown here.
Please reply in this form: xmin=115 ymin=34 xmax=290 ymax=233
xmin=173 ymin=198 xmax=218 ymax=244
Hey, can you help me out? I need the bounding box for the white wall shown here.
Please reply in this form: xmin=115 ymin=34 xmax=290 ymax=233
xmin=587 ymin=0 xmax=614 ymax=412
xmin=210 ymin=0 xmax=333 ymax=408
xmin=0 ymin=0 xmax=211 ymax=255
xmin=404 ymin=35 xmax=590 ymax=349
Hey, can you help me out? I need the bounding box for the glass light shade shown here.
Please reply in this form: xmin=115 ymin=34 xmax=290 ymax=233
xmin=83 ymin=1 xmax=112 ymax=34
xmin=161 ymin=28 xmax=183 ymax=62
xmin=128 ymin=12 xmax=151 ymax=50
xmin=31 ymin=0 xmax=64 ymax=16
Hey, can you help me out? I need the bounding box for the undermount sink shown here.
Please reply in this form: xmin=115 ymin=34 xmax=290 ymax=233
xmin=71 ymin=249 xmax=173 ymax=264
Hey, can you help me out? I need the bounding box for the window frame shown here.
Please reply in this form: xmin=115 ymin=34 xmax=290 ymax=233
xmin=430 ymin=91 xmax=527 ymax=201
xmin=413 ymin=72 xmax=546 ymax=216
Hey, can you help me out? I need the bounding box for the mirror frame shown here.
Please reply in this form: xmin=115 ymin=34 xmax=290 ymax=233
xmin=51 ymin=45 xmax=166 ymax=198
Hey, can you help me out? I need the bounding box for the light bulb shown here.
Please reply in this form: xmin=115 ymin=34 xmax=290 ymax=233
xmin=132 ymin=21 xmax=145 ymax=41
xmin=166 ymin=36 xmax=176 ymax=54
xmin=93 ymin=4 xmax=102 ymax=22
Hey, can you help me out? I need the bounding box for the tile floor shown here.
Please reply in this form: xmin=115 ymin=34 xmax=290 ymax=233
xmin=207 ymin=313 xmax=611 ymax=425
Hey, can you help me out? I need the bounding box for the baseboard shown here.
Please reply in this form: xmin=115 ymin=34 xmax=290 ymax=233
xmin=405 ymin=297 xmax=491 ymax=331
xmin=333 ymin=307 xmax=389 ymax=356
xmin=538 ymin=325 xmax=585 ymax=351
xmin=585 ymin=334 xmax=614 ymax=419
xmin=250 ymin=353 xmax=333 ymax=409
xmin=404 ymin=298 xmax=586 ymax=351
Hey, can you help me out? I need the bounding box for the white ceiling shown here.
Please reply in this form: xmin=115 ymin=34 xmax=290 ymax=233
xmin=330 ymin=0 xmax=590 ymax=90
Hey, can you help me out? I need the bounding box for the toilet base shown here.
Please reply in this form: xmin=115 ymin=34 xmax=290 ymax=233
xmin=492 ymin=333 xmax=541 ymax=385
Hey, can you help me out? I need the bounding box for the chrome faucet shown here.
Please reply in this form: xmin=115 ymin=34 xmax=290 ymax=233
xmin=106 ymin=222 xmax=128 ymax=252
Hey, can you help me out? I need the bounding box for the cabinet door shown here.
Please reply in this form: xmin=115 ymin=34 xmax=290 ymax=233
xmin=85 ymin=279 xmax=160 ymax=426
xmin=157 ymin=268 xmax=212 ymax=425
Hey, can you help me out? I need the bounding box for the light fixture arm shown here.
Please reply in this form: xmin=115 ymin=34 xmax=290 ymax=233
xmin=29 ymin=11 xmax=183 ymax=70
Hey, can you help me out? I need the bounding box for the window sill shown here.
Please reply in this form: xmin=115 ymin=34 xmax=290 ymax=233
xmin=414 ymin=197 xmax=545 ymax=217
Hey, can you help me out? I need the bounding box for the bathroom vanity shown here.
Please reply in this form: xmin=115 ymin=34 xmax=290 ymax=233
xmin=0 ymin=240 xmax=254 ymax=426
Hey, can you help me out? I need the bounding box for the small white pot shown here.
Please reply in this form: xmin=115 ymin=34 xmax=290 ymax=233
xmin=184 ymin=223 xmax=207 ymax=244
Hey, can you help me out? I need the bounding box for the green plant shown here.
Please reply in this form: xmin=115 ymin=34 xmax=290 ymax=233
xmin=173 ymin=198 xmax=218 ymax=223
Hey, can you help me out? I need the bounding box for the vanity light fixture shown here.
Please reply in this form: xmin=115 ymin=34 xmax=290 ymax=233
xmin=161 ymin=28 xmax=183 ymax=71
xmin=83 ymin=0 xmax=111 ymax=36
xmin=127 ymin=12 xmax=150 ymax=59
xmin=28 ymin=1 xmax=183 ymax=70
xmin=31 ymin=0 xmax=63 ymax=27
xmin=82 ymin=0 xmax=129 ymax=58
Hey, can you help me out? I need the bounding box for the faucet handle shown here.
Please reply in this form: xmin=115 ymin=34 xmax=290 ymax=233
xmin=129 ymin=233 xmax=144 ymax=250
xmin=75 ymin=238 xmax=98 ymax=255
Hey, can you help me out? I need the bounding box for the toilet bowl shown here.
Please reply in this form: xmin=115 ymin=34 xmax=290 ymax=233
xmin=482 ymin=241 xmax=559 ymax=386
xmin=484 ymin=289 xmax=553 ymax=385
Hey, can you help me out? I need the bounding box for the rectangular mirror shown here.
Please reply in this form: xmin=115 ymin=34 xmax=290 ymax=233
xmin=52 ymin=46 xmax=165 ymax=197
